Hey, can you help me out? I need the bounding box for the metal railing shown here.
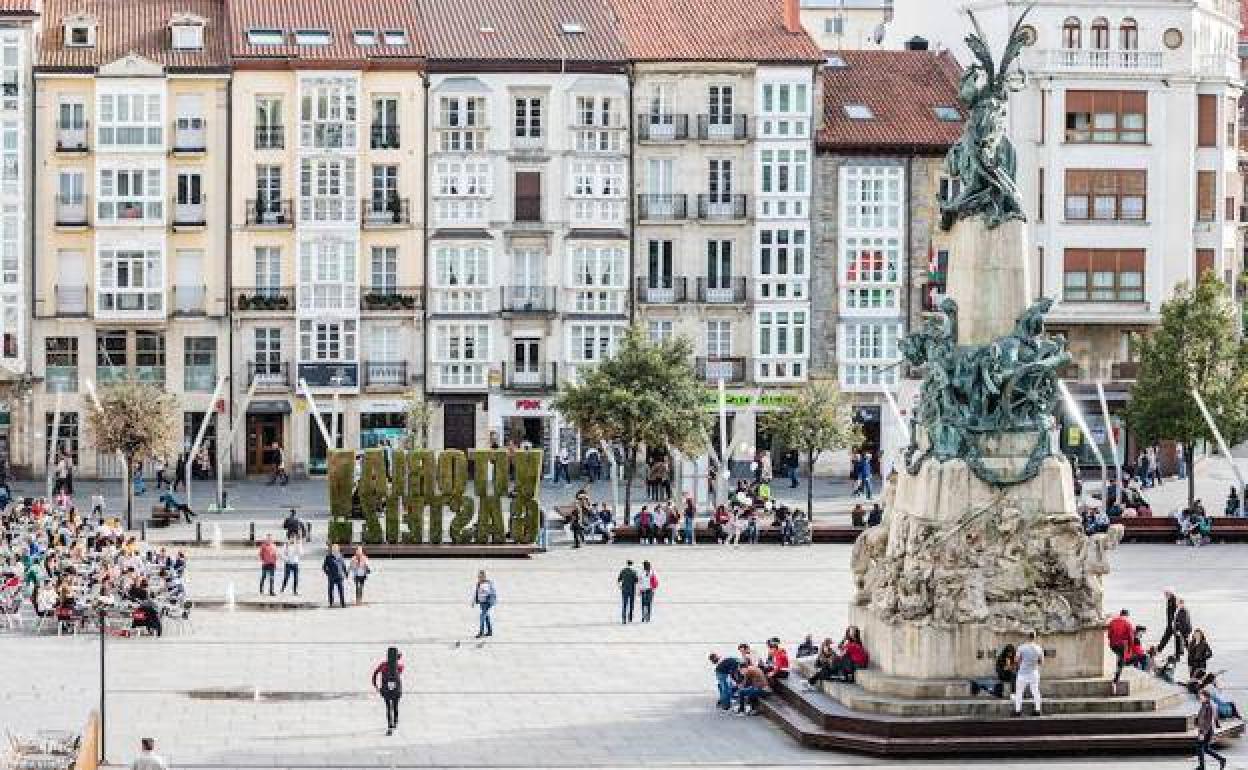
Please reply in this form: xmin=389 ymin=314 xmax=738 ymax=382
xmin=255 ymin=125 xmax=284 ymax=149
xmin=248 ymin=361 xmax=291 ymax=388
xmin=135 ymin=366 xmax=166 ymax=387
xmin=637 ymin=114 xmax=689 ymax=141
xmin=502 ymin=361 xmax=558 ymax=390
xmin=55 ymin=284 xmax=89 ymax=316
xmin=234 ymin=287 xmax=294 ymax=312
xmin=245 ymin=199 xmax=294 ymax=227
xmin=637 ymin=193 xmax=687 ymax=220
xmin=56 ymin=122 xmax=89 ymax=152
xmin=184 ymin=364 xmax=217 ymax=393
xmin=361 ymin=197 xmax=411 ymax=227
xmin=501 ymin=286 xmax=556 ymax=313
xmin=55 ymin=195 xmax=89 ymax=227
xmin=360 ymin=287 xmax=421 ymax=311
xmin=172 ymin=285 xmax=207 ymax=316
xmin=96 ymin=365 xmax=128 ymax=385
xmin=172 ymin=120 xmax=206 ymax=152
xmin=696 ymin=114 xmax=749 ymax=141
xmin=46 ymin=366 xmax=78 ymax=393
xmin=695 ymin=194 xmax=748 ymax=221
xmin=636 ymin=276 xmax=688 ymax=304
xmin=696 ymin=276 xmax=748 ymax=304
xmin=172 ymin=200 xmax=206 ymax=227
xmin=364 ymin=360 xmax=408 ymax=387
xmin=369 ymin=124 xmax=400 ymax=150
xmin=696 ymin=356 xmax=747 ymax=384
xmin=514 ymin=195 xmax=542 ymax=222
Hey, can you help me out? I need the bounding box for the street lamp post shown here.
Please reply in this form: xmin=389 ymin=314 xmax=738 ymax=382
xmin=98 ymin=607 xmax=106 ymax=764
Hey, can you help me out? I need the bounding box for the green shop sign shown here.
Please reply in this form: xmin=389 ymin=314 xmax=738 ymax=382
xmin=701 ymin=389 xmax=798 ymax=409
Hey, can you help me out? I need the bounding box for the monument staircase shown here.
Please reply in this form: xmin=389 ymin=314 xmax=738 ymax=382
xmin=762 ymin=662 xmax=1245 ymax=756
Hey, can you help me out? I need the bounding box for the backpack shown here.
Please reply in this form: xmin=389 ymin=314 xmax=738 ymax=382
xmin=380 ymin=663 xmax=401 ymax=694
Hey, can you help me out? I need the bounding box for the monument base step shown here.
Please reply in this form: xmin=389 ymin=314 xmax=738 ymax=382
xmin=804 ymin=661 xmax=1147 ymax=699
xmin=820 ymin=679 xmax=1184 ymax=717
xmin=760 ymin=677 xmax=1244 ymax=757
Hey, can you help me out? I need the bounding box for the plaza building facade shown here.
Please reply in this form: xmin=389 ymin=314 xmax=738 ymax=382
xmin=420 ymin=0 xmax=630 ymax=462
xmin=974 ymin=0 xmax=1244 ymax=470
xmin=0 ymin=0 xmax=37 ymax=476
xmin=226 ymin=1 xmax=425 ymax=477
xmin=612 ymin=0 xmax=824 ymax=466
xmin=812 ymin=47 xmax=962 ymax=474
xmin=800 ymin=0 xmax=893 ymax=51
xmin=30 ymin=0 xmax=230 ymax=479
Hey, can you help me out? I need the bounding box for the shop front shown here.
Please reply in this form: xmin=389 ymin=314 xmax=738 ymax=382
xmin=1058 ymin=383 xmax=1130 ymax=473
xmin=852 ymin=404 xmax=882 ymax=475
xmin=360 ymin=400 xmax=407 ymax=449
xmin=490 ymin=392 xmax=555 ymax=474
xmin=245 ymin=400 xmax=290 ymax=476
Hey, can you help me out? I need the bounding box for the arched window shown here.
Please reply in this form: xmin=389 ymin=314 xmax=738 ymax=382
xmin=1119 ymin=18 xmax=1138 ymax=50
xmin=1091 ymin=17 xmax=1109 ymax=50
xmin=1062 ymin=17 xmax=1081 ymax=49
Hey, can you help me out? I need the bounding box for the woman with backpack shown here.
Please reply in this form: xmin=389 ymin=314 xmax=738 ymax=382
xmin=371 ymin=647 xmax=404 ymax=735
xmin=640 ymin=560 xmax=658 ymax=622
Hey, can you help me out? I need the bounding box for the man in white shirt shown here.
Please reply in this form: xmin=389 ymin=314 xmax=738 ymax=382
xmin=1012 ymin=630 xmax=1045 ymax=717
xmin=280 ymin=538 xmax=302 ymax=595
xmin=130 ymin=737 xmax=169 ymax=770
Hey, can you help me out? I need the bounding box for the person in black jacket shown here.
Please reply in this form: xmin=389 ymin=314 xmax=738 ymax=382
xmin=1187 ymin=629 xmax=1213 ymax=679
xmin=1158 ymin=590 xmax=1191 ymax=661
xmin=322 ymin=544 xmax=347 ymax=608
xmin=372 ymin=647 xmax=404 ymax=736
xmin=1195 ymin=688 xmax=1227 ymax=770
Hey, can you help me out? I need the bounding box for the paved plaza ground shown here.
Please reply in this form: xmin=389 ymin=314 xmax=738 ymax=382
xmin=3 ymin=534 xmax=1248 ymax=769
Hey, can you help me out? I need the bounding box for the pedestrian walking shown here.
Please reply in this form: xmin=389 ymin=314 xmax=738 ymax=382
xmin=640 ymin=560 xmax=658 ymax=622
xmin=153 ymin=456 xmax=167 ymax=491
xmin=472 ymin=570 xmax=496 ymax=637
xmin=267 ymin=442 xmax=288 ymax=486
xmin=1011 ymin=630 xmax=1044 ymax=717
xmin=1196 ymin=688 xmax=1228 ymax=769
xmin=257 ymin=534 xmax=278 ymax=596
xmin=129 ymin=738 xmax=169 ymax=770
xmin=858 ymin=453 xmax=875 ymax=499
xmin=617 ymin=559 xmax=638 ymax=623
xmin=1176 ymin=444 xmax=1187 ymax=480
xmin=322 ymin=544 xmax=347 ymax=608
xmin=282 ymin=508 xmax=308 ymax=541
xmin=351 ymin=546 xmax=371 ymax=604
xmin=372 ymin=647 xmax=404 ymax=736
xmin=554 ymin=447 xmax=571 ymax=484
xmin=280 ymin=537 xmax=301 ymax=595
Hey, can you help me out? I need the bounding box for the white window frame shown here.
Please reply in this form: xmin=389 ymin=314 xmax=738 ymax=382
xmin=299 ymin=76 xmax=358 ymax=150
xmin=97 ymin=90 xmax=162 ymax=149
xmin=297 ymin=236 xmax=358 ymax=314
xmin=755 ymin=308 xmax=808 ymax=381
xmin=838 ymin=322 xmax=903 ymax=390
xmin=96 ymin=245 xmax=163 ymax=316
xmin=298 ymin=157 xmax=357 ymax=223
xmin=758 ymin=80 xmax=810 ymax=139
xmin=756 ymin=227 xmax=807 ymax=300
xmin=299 ymin=319 xmax=357 ymax=362
xmin=97 ymin=164 xmax=163 ymax=224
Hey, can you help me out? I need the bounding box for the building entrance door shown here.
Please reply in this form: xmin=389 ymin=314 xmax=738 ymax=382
xmin=443 ymin=403 xmax=476 ymax=450
xmin=246 ymin=414 xmax=283 ymax=474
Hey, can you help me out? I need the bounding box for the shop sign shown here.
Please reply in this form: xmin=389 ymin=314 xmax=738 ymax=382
xmin=700 ymin=389 xmax=798 ymax=409
xmin=362 ymin=400 xmax=408 ymax=413
xmin=515 ymin=398 xmax=544 ymax=411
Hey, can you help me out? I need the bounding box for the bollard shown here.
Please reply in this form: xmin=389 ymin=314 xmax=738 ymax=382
xmin=196 ymin=521 xmax=202 ymax=545
xmin=249 ymin=521 xmax=255 ymax=544
xmin=140 ymin=522 xmax=147 ymax=541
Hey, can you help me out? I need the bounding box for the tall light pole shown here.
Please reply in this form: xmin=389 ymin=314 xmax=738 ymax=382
xmin=98 ymin=607 xmax=106 ymax=764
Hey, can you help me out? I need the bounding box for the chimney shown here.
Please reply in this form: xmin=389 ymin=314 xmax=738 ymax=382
xmin=783 ymin=0 xmax=801 ymax=34
xmin=906 ymin=36 xmax=929 ymax=51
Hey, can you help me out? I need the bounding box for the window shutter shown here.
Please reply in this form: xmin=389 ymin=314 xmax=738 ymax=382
xmin=1198 ymin=95 xmax=1217 ymax=147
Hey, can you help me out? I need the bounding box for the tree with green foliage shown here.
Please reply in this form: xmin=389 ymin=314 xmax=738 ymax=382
xmin=759 ymin=380 xmax=861 ymax=520
xmin=403 ymin=389 xmax=433 ymax=449
xmin=1127 ymin=272 xmax=1248 ymax=506
xmin=85 ymin=381 xmax=181 ymax=530
xmin=554 ymin=327 xmax=708 ymax=521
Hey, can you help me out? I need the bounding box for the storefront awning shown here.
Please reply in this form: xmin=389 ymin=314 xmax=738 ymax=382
xmin=247 ymin=400 xmax=291 ymax=415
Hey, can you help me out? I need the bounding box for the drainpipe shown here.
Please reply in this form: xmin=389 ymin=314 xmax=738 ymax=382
xmin=421 ymin=69 xmax=431 ymax=445
xmin=224 ymin=73 xmax=234 ymax=491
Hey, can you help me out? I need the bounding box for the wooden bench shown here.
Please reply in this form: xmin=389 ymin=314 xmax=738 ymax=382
xmin=341 ymin=543 xmax=539 ymax=559
xmin=608 ymin=522 xmax=862 ymax=544
xmin=149 ymin=506 xmax=180 ymax=528
xmin=1120 ymin=516 xmax=1248 ymax=543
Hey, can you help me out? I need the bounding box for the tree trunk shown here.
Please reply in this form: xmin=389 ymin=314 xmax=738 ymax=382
xmin=806 ymin=448 xmax=816 ymax=521
xmin=1186 ymin=440 xmax=1196 ymax=508
xmin=623 ymin=445 xmax=637 ymax=525
xmin=125 ymin=454 xmax=134 ymax=531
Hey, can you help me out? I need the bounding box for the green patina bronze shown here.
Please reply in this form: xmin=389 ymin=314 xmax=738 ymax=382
xmin=939 ymin=8 xmax=1032 ymax=231
xmin=901 ymin=297 xmax=1071 ymax=486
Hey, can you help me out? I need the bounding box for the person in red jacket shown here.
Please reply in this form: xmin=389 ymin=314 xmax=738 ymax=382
xmin=832 ymin=626 xmax=869 ymax=683
xmin=765 ymin=638 xmax=791 ymax=683
xmin=1106 ymin=608 xmax=1135 ymax=687
xmin=257 ymin=535 xmax=278 ymax=597
xmin=372 ymin=647 xmax=404 ymax=736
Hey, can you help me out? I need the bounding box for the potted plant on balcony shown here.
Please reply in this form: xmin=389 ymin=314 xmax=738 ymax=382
xmin=275 ymin=294 xmax=290 ymax=311
xmin=236 ymin=292 xmax=250 ymax=311
xmin=387 ymin=190 xmax=402 ymax=224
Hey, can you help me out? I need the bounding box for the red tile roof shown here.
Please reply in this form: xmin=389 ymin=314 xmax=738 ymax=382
xmin=229 ymin=0 xmax=423 ymax=63
xmin=607 ymin=0 xmax=821 ymax=62
xmin=37 ymin=0 xmax=226 ymax=70
xmin=818 ymin=49 xmax=964 ymax=153
xmin=421 ymin=0 xmax=626 ymax=63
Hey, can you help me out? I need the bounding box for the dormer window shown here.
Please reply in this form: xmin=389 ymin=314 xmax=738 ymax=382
xmin=559 ymin=22 xmax=585 ymax=34
xmin=64 ymin=15 xmax=96 ymax=48
xmin=294 ymin=29 xmax=330 ymax=46
xmin=353 ymin=29 xmax=376 ymax=46
xmin=247 ymin=28 xmax=283 ymax=46
xmin=382 ymin=29 xmax=407 ymax=46
xmin=171 ymin=19 xmax=204 ymax=50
